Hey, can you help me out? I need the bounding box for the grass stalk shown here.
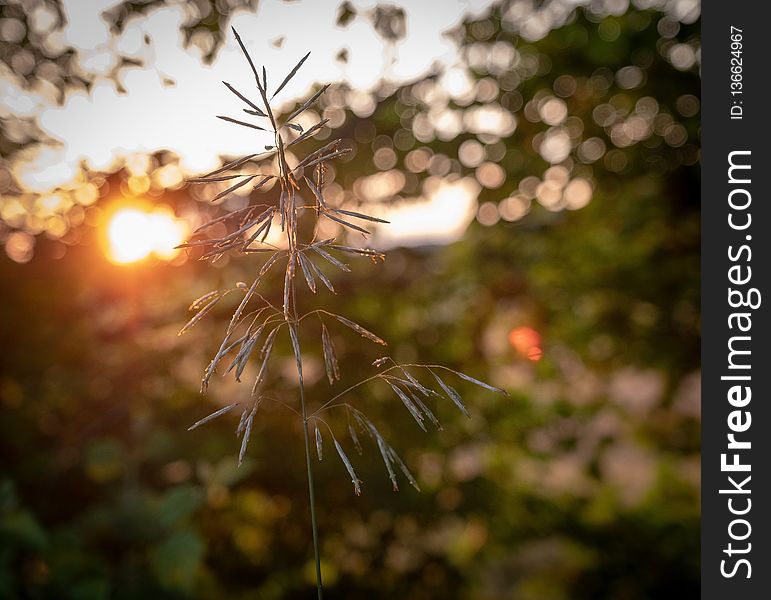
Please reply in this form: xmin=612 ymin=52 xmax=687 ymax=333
xmin=182 ymin=30 xmax=507 ymax=596
xmin=300 ymin=363 xmax=323 ymax=599
xmin=293 ymin=283 xmax=324 ymax=598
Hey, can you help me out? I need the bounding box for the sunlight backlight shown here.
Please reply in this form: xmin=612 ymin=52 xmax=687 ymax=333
xmin=105 ymin=204 xmax=188 ymax=264
xmin=509 ymin=326 xmax=543 ymax=362
xmin=373 ymin=176 xmax=480 ymax=249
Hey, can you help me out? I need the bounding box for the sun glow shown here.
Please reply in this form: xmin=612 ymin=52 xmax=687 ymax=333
xmin=105 ymin=203 xmax=188 ymax=264
xmin=509 ymin=326 xmax=543 ymax=362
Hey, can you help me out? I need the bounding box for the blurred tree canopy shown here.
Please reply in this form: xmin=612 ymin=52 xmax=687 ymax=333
xmin=0 ymin=1 xmax=699 ymax=599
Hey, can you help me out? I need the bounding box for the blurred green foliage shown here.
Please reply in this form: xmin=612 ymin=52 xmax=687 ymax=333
xmin=0 ymin=2 xmax=699 ymax=599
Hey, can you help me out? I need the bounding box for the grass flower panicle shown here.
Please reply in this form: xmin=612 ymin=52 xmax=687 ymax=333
xmin=180 ymin=28 xmax=506 ymax=598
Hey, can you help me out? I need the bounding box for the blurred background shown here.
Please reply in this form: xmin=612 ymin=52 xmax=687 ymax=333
xmin=0 ymin=0 xmax=700 ymax=598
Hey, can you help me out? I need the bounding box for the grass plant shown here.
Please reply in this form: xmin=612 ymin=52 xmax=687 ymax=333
xmin=180 ymin=28 xmax=505 ymax=598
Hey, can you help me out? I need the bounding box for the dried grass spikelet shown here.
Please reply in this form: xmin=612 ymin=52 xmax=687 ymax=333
xmin=182 ymin=27 xmax=507 ymax=496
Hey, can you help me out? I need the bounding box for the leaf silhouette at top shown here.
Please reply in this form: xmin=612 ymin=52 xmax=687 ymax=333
xmin=231 ymin=27 xmax=261 ymax=89
xmin=216 ymin=116 xmax=267 ymax=131
xmin=286 ymin=84 xmax=330 ymax=122
xmin=222 ymin=81 xmax=266 ymax=115
xmin=271 ymin=51 xmax=311 ymax=99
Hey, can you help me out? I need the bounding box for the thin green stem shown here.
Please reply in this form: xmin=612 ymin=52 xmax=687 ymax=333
xmin=290 ymin=237 xmax=323 ymax=598
xmin=299 ymin=371 xmax=323 ymax=599
xmin=273 ymin=100 xmax=323 ymax=597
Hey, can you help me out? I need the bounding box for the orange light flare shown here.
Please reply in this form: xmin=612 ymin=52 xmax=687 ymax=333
xmin=508 ymin=326 xmax=543 ymax=362
xmin=102 ymin=201 xmax=189 ymax=265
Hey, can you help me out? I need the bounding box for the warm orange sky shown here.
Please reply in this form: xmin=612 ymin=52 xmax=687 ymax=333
xmin=0 ymin=0 xmax=700 ymax=254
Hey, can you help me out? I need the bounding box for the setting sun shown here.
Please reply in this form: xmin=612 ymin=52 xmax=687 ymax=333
xmin=508 ymin=326 xmax=543 ymax=362
xmin=105 ymin=204 xmax=188 ymax=264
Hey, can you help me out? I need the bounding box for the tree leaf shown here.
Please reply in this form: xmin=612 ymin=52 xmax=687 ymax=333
xmin=149 ymin=530 xmax=205 ymax=592
xmin=157 ymin=485 xmax=204 ymax=527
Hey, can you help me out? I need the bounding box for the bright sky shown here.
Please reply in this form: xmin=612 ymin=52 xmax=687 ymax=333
xmin=12 ymin=0 xmax=496 ymax=188
xmin=2 ymin=0 xmax=508 ymax=248
xmin=1 ymin=0 xmax=700 ymax=251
